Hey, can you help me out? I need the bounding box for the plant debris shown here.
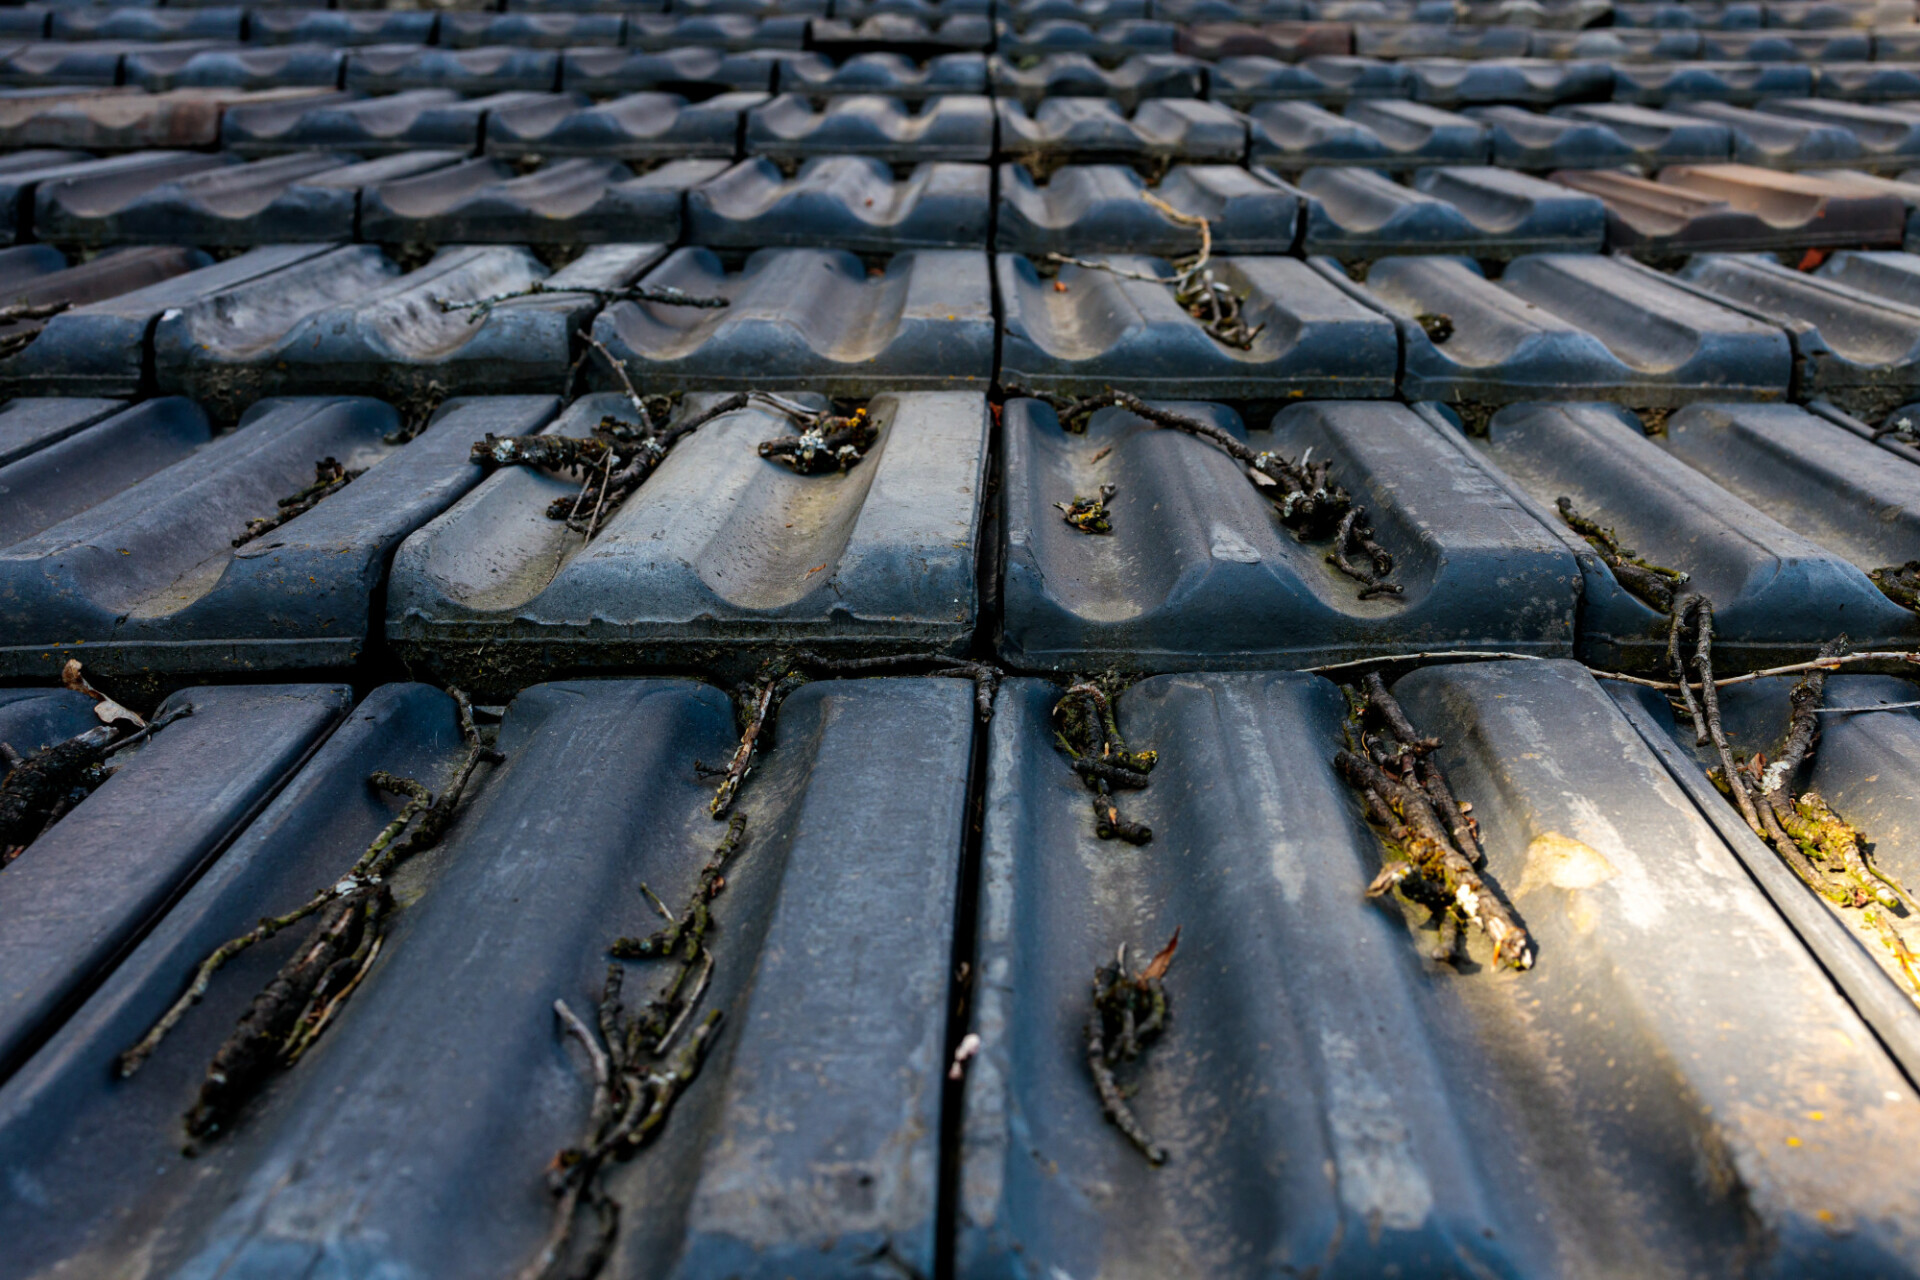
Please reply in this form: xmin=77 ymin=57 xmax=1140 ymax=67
xmin=1869 ymin=906 xmax=1920 ymax=1002
xmin=1558 ymin=506 xmax=1890 ymax=939
xmin=385 ymin=380 xmax=448 ymax=446
xmin=1554 ymin=498 xmax=1738 ymax=767
xmin=1874 ymin=413 xmax=1919 ymax=448
xmin=758 ymin=405 xmax=878 ymax=474
xmin=1870 ymin=561 xmax=1920 ymax=611
xmin=116 ymin=690 xmax=500 ymax=1146
xmin=1415 ymin=313 xmax=1453 ymax=344
xmin=1052 ymin=676 xmax=1155 ymax=845
xmin=1556 ymin=496 xmax=1690 ymax=614
xmin=1698 ymin=640 xmax=1920 ymax=997
xmin=473 ymin=388 xmax=882 ymax=542
xmin=786 ymin=650 xmax=1003 ymax=722
xmin=1086 ymin=928 xmax=1179 ymax=1164
xmin=517 ymin=818 xmax=744 ymax=1280
xmin=1327 ymin=506 xmax=1401 ymax=600
xmin=1056 ymin=483 xmax=1116 ymax=535
xmin=1335 ymin=673 xmax=1533 ymax=971
xmin=1046 ymin=195 xmax=1264 ymax=350
xmin=697 ymin=652 xmax=1002 ymax=818
xmin=61 ymin=658 xmax=145 ymax=730
xmin=2 ymin=725 xmax=120 ymax=863
xmin=3 ymin=665 xmax=182 ymax=864
xmin=701 ymin=666 xmax=808 ymax=820
xmin=436 ymin=281 xmax=729 ymax=326
xmin=1017 ymin=387 xmax=1402 ymax=598
xmin=233 ymin=458 xmax=364 ymax=548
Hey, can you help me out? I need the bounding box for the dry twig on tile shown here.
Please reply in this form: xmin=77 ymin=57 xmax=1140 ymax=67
xmin=1052 ymin=675 xmax=1155 ymax=845
xmin=233 ymin=457 xmax=364 ymax=548
xmin=1086 ymin=928 xmax=1179 ymax=1164
xmin=116 ymin=691 xmax=500 ymax=1146
xmin=520 ymin=818 xmax=746 ymax=1280
xmin=1336 ymin=674 xmax=1532 ymax=971
xmin=1013 ymin=387 xmax=1402 ymax=597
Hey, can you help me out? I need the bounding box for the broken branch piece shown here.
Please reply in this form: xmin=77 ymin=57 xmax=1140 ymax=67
xmin=758 ymin=406 xmax=878 ymax=474
xmin=1086 ymin=927 xmax=1179 ymax=1164
xmin=233 ymin=457 xmax=363 ymax=548
xmin=1047 ymin=196 xmax=1262 ymax=350
xmin=520 ymin=817 xmax=747 ymax=1280
xmin=1 ymin=724 xmax=120 ymax=863
xmin=116 ymin=690 xmax=500 ymax=1145
xmin=1556 ymin=496 xmax=1690 ymax=615
xmin=1017 ymin=388 xmax=1401 ymax=597
xmin=2 ymin=665 xmax=179 ymax=864
xmin=436 ymin=281 xmax=728 ymax=326
xmin=1336 ymin=674 xmax=1532 ymax=971
xmin=700 ymin=652 xmax=1004 ymax=817
xmin=474 ymin=394 xmax=880 ymax=544
xmin=1698 ymin=638 xmax=1920 ymax=998
xmin=1053 ymin=677 xmax=1155 ymax=845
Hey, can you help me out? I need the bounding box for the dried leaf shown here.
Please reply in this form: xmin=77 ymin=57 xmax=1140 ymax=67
xmin=61 ymin=660 xmax=143 ymax=729
xmin=1140 ymin=926 xmax=1181 ymax=983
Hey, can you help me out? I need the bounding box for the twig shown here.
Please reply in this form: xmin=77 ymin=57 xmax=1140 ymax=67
xmin=1042 ymin=253 xmax=1180 ymax=286
xmin=233 ymin=457 xmax=363 ymax=548
xmin=0 ymin=299 xmax=69 ymax=325
xmin=1045 ymin=196 xmax=1263 ymax=349
xmin=436 ymin=281 xmax=728 ymax=326
xmin=1591 ymin=651 xmax=1920 ymax=693
xmin=1303 ymin=651 xmax=1549 ymax=676
xmin=1557 ymin=496 xmax=1689 ymax=614
xmin=1336 ymin=678 xmax=1532 ymax=971
xmin=708 ymin=681 xmax=778 ymax=819
xmin=117 ymin=692 xmax=500 ymax=1142
xmin=475 ymin=392 xmax=872 ymax=545
xmin=758 ymin=406 xmax=879 ymax=474
xmin=523 ymin=819 xmax=745 ymax=1280
xmin=786 ymin=650 xmax=1003 ymax=722
xmin=1816 ymin=701 xmax=1920 ymax=713
xmin=584 ymin=332 xmax=645 ymax=416
xmin=1086 ymin=929 xmax=1178 ymax=1164
xmin=1053 ymin=676 xmax=1155 ymax=845
xmin=0 ymin=723 xmax=121 ymax=857
xmin=1017 ymin=387 xmax=1398 ymax=594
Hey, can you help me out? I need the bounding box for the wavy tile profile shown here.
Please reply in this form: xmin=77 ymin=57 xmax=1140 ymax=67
xmin=998 ymin=397 xmax=1577 ymax=670
xmin=964 ymin=666 xmax=1920 ymax=1277
xmin=589 ymin=246 xmax=993 ymax=393
xmin=388 ymin=390 xmax=987 ymax=689
xmin=154 ymin=243 xmax=666 ymax=409
xmin=0 ymin=396 xmax=552 ymax=679
xmin=1323 ymin=253 xmax=1792 ymax=405
xmin=999 ymin=251 xmax=1397 ymax=397
xmin=0 ymin=677 xmax=969 ymax=1280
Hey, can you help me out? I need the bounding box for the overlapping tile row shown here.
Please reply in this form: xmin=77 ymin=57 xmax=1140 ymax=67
xmin=22 ymin=37 xmax=1920 ymax=105
xmin=6 ymin=247 xmax=1920 ymax=674
xmin=0 ymin=239 xmax=665 ymax=400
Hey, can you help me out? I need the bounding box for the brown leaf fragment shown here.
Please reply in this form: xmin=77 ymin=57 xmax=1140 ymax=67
xmin=1141 ymin=926 xmax=1180 ymax=983
xmin=62 ymin=659 xmax=144 ymax=729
